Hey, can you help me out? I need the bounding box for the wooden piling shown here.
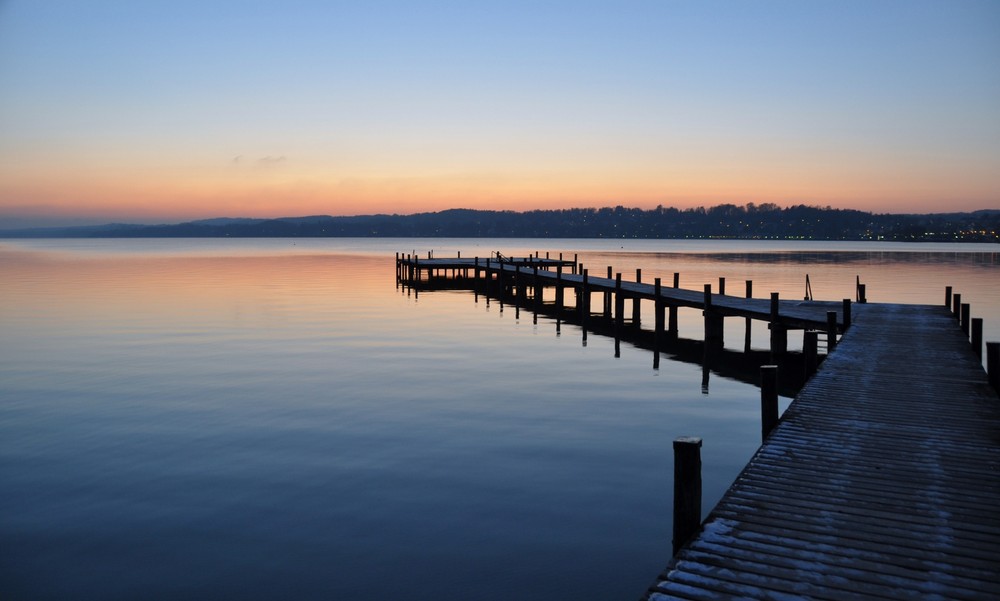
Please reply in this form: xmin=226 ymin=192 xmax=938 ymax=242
xmin=770 ymin=292 xmax=787 ymax=355
xmin=858 ymin=283 xmax=867 ymax=304
xmin=633 ymin=268 xmax=642 ymax=326
xmin=745 ymin=280 xmax=753 ymax=353
xmin=803 ymin=330 xmax=819 ymax=378
xmin=961 ymin=303 xmax=971 ymax=337
xmin=827 ymin=311 xmax=838 ymax=350
xmin=987 ymin=342 xmax=999 ymax=395
xmin=953 ymin=293 xmax=961 ymax=319
xmin=945 ymin=286 xmax=953 ymax=308
xmin=668 ymin=273 xmax=679 ymax=336
xmin=971 ymin=318 xmax=983 ymax=359
xmin=843 ymin=299 xmax=851 ymax=329
xmin=654 ymin=278 xmax=663 ymax=369
xmin=605 ymin=266 xmax=613 ymax=319
xmin=718 ymin=277 xmax=726 ymax=296
xmin=672 ymin=437 xmax=703 ymax=556
xmin=615 ymin=273 xmax=624 ymax=338
xmin=704 ymin=284 xmax=723 ymax=347
xmin=760 ymin=365 xmax=779 ymax=441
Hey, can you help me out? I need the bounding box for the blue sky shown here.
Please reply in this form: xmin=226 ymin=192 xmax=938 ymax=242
xmin=1 ymin=1 xmax=998 ymax=226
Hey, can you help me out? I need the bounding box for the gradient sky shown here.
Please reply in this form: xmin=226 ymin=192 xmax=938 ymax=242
xmin=1 ymin=1 xmax=998 ymax=226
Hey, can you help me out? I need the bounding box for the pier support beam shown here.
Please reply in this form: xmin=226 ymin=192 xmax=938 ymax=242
xmin=672 ymin=437 xmax=703 ymax=556
xmin=633 ymin=269 xmax=642 ymax=326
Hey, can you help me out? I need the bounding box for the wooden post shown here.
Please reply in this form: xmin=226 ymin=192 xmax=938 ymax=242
xmin=760 ymin=365 xmax=779 ymax=441
xmin=718 ymin=277 xmax=726 ymax=296
xmin=953 ymin=293 xmax=961 ymax=320
xmin=804 ymin=330 xmax=819 ymax=378
xmin=672 ymin=437 xmax=702 ymax=556
xmin=615 ymin=273 xmax=624 ymax=337
xmin=971 ymin=318 xmax=983 ymax=359
xmin=533 ymin=266 xmax=541 ymax=314
xmin=605 ymin=266 xmax=613 ymax=319
xmin=945 ymin=286 xmax=952 ymax=308
xmin=633 ymin=268 xmax=642 ymax=326
xmin=668 ymin=272 xmax=679 ymax=336
xmin=581 ymin=269 xmax=590 ymax=322
xmin=843 ymin=298 xmax=851 ymax=330
xmin=987 ymin=342 xmax=999 ymax=395
xmin=654 ymin=278 xmax=663 ymax=369
xmin=961 ymin=303 xmax=971 ymax=337
xmin=770 ymin=292 xmax=787 ymax=355
xmin=573 ymin=253 xmax=578 ymax=275
xmin=745 ymin=280 xmax=753 ymax=353
xmin=858 ymin=284 xmax=867 ymax=304
xmin=704 ymin=284 xmax=723 ymax=347
xmin=827 ymin=311 xmax=838 ymax=351
xmin=555 ymin=264 xmax=564 ymax=310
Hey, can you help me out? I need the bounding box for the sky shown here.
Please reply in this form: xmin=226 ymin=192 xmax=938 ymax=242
xmin=1 ymin=1 xmax=998 ymax=227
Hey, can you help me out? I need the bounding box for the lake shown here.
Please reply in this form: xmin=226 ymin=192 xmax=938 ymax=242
xmin=1 ymin=238 xmax=997 ymax=600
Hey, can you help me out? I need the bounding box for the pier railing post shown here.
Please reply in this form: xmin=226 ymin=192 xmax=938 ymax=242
xmin=953 ymin=293 xmax=961 ymax=320
xmin=961 ymin=303 xmax=971 ymax=337
xmin=987 ymin=342 xmax=1000 ymax=395
xmin=843 ymin=299 xmax=851 ymax=330
xmin=760 ymin=365 xmax=779 ymax=441
xmin=945 ymin=286 xmax=953 ymax=308
xmin=672 ymin=437 xmax=703 ymax=556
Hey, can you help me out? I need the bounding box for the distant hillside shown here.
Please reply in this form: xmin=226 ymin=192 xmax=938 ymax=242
xmin=2 ymin=204 xmax=998 ymax=242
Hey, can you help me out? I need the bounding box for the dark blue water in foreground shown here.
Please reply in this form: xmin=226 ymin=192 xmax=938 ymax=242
xmin=1 ymin=239 xmax=997 ymax=600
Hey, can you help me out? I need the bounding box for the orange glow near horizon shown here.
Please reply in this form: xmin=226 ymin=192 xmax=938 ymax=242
xmin=3 ymin=158 xmax=998 ymax=225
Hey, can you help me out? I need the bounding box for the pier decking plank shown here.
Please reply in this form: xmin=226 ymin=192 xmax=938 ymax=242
xmin=645 ymin=303 xmax=1000 ymax=600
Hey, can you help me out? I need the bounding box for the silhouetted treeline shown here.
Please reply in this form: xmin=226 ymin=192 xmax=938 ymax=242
xmin=3 ymin=204 xmax=999 ymax=241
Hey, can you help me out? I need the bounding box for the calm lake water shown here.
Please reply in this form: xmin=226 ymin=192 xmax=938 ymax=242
xmin=1 ymin=238 xmax=997 ymax=600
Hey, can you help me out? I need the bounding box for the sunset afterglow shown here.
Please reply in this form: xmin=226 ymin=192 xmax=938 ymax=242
xmin=1 ymin=1 xmax=998 ymax=227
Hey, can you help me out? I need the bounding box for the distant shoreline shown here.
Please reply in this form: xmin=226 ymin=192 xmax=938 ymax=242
xmin=2 ymin=205 xmax=998 ymax=243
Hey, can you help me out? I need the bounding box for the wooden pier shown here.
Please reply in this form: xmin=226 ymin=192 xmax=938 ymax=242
xmin=644 ymin=301 xmax=1000 ymax=601
xmin=395 ymin=252 xmax=1000 ymax=599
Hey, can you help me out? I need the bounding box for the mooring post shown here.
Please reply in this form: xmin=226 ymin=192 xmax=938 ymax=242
xmin=953 ymin=293 xmax=961 ymax=320
xmin=581 ymin=269 xmax=590 ymax=321
xmin=826 ymin=311 xmax=838 ymax=351
xmin=987 ymin=342 xmax=999 ymax=395
xmin=633 ymin=268 xmax=642 ymax=326
xmin=573 ymin=253 xmax=578 ymax=275
xmin=718 ymin=277 xmax=726 ymax=296
xmin=961 ymin=303 xmax=971 ymax=337
xmin=945 ymin=286 xmax=953 ymax=308
xmin=858 ymin=283 xmax=867 ymax=304
xmin=843 ymin=298 xmax=852 ymax=330
xmin=672 ymin=437 xmax=703 ymax=556
xmin=804 ymin=330 xmax=819 ymax=378
xmin=760 ymin=365 xmax=779 ymax=441
xmin=971 ymin=318 xmax=983 ymax=359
